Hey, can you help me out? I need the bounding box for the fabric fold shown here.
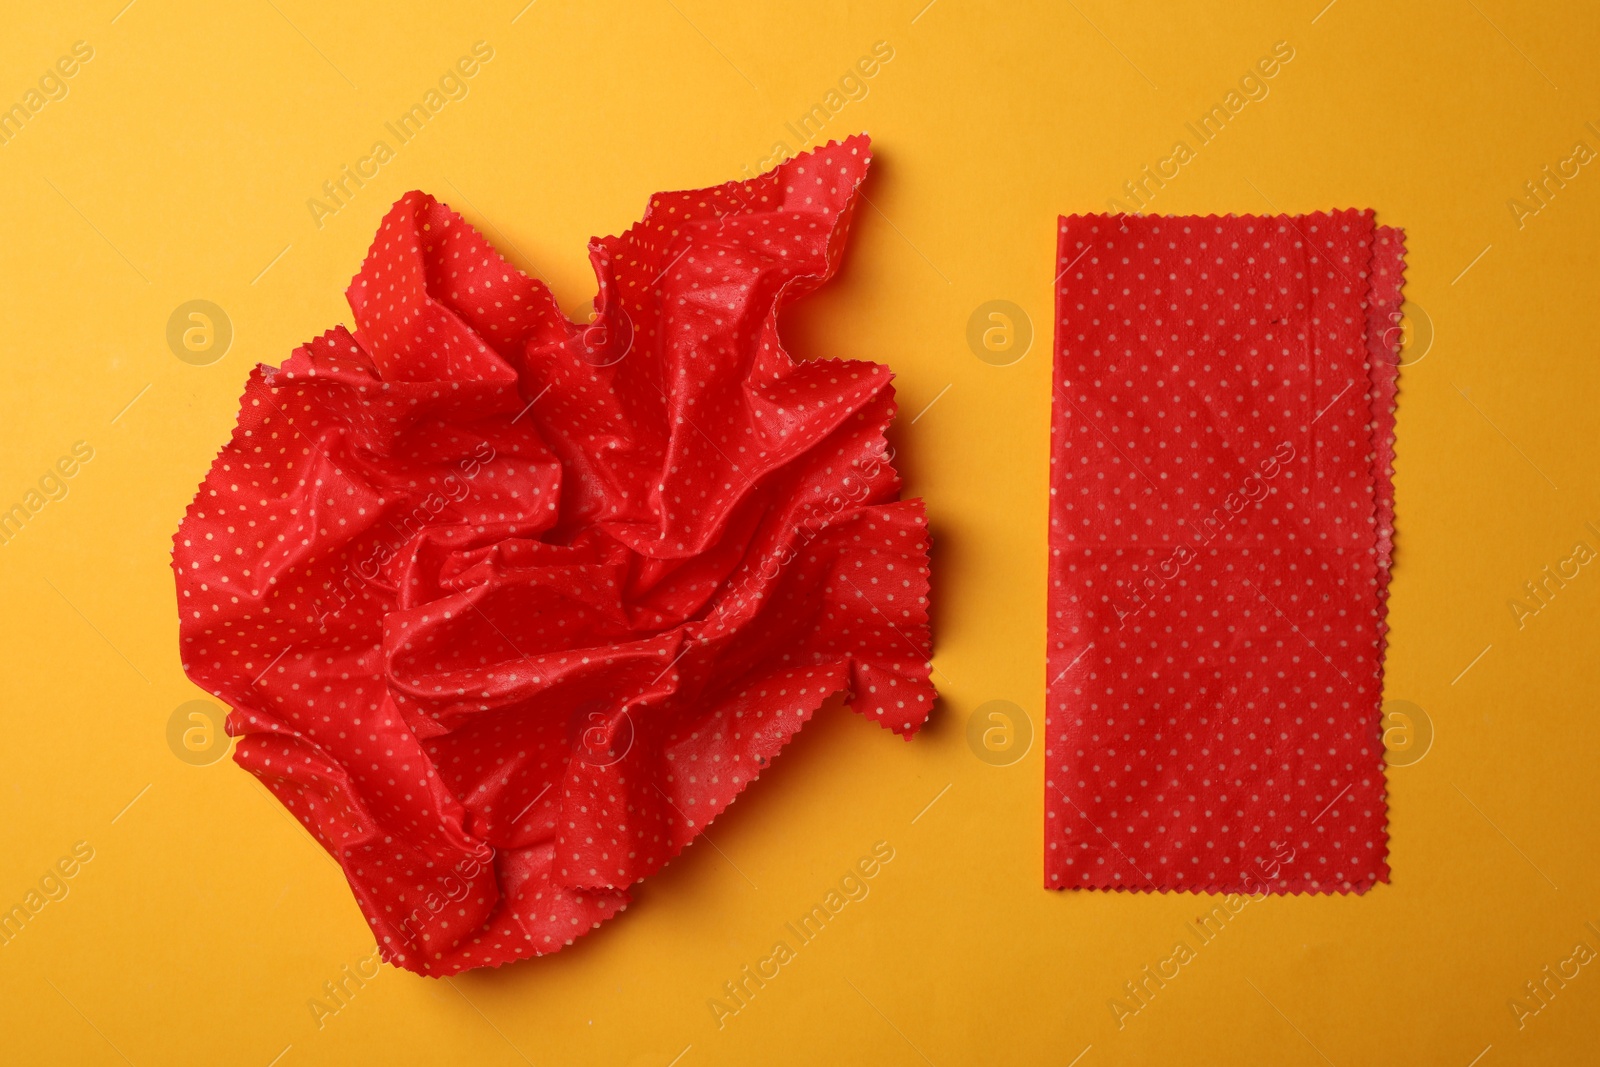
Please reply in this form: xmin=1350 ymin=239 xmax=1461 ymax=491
xmin=1046 ymin=210 xmax=1401 ymax=895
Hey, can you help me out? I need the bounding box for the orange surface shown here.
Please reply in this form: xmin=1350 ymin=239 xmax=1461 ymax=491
xmin=1 ymin=1 xmax=1597 ymax=1064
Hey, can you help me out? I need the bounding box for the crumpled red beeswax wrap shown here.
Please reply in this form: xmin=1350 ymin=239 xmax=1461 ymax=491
xmin=1046 ymin=211 xmax=1404 ymax=894
xmin=173 ymin=134 xmax=934 ymax=974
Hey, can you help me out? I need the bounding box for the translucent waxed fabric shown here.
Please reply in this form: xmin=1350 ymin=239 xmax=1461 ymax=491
xmin=173 ymin=135 xmax=933 ymax=974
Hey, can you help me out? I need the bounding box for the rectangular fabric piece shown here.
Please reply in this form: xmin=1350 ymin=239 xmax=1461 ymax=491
xmin=1046 ymin=211 xmax=1404 ymax=894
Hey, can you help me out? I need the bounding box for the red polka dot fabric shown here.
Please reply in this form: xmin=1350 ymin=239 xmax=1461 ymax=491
xmin=171 ymin=133 xmax=934 ymax=974
xmin=1046 ymin=210 xmax=1404 ymax=895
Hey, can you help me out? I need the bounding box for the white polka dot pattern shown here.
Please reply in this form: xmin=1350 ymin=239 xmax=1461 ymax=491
xmin=1045 ymin=211 xmax=1403 ymax=895
xmin=171 ymin=133 xmax=934 ymax=975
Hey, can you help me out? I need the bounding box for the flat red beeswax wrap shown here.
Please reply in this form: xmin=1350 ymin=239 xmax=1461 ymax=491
xmin=1046 ymin=211 xmax=1404 ymax=894
xmin=173 ymin=134 xmax=935 ymax=975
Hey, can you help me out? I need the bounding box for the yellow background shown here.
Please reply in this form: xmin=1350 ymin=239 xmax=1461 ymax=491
xmin=1 ymin=1 xmax=1596 ymax=1063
